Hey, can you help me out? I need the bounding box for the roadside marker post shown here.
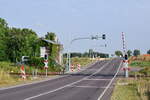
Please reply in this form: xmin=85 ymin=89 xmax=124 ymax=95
xmin=71 ymin=65 xmax=74 ymax=72
xmin=20 ymin=65 xmax=26 ymax=80
xmin=77 ymin=64 xmax=81 ymax=71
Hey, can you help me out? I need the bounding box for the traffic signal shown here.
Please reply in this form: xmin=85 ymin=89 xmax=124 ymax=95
xmin=102 ymin=34 xmax=106 ymax=40
xmin=124 ymin=54 xmax=128 ymax=60
xmin=44 ymin=54 xmax=48 ymax=60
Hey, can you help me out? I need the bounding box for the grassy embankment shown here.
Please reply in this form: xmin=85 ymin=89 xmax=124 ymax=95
xmin=64 ymin=57 xmax=101 ymax=70
xmin=0 ymin=57 xmax=95 ymax=87
xmin=71 ymin=57 xmax=95 ymax=67
xmin=111 ymin=55 xmax=150 ymax=100
xmin=0 ymin=61 xmax=57 ymax=87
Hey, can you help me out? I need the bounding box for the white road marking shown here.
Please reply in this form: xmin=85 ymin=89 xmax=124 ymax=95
xmin=97 ymin=61 xmax=122 ymax=100
xmin=24 ymin=60 xmax=112 ymax=100
xmin=84 ymin=79 xmax=111 ymax=81
xmin=68 ymin=85 xmax=113 ymax=89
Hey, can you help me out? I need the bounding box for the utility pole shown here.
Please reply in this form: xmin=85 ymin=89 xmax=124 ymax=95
xmin=122 ymin=32 xmax=129 ymax=78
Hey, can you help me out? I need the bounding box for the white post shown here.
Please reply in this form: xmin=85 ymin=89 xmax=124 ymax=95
xmin=68 ymin=53 xmax=71 ymax=72
xmin=46 ymin=69 xmax=47 ymax=77
xmin=125 ymin=60 xmax=129 ymax=78
xmin=44 ymin=59 xmax=48 ymax=77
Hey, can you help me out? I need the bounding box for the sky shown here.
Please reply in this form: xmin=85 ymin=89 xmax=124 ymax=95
xmin=0 ymin=0 xmax=150 ymax=54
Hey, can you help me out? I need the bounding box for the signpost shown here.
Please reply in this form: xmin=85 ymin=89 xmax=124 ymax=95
xmin=122 ymin=32 xmax=129 ymax=78
xmin=44 ymin=54 xmax=49 ymax=77
xmin=44 ymin=60 xmax=48 ymax=77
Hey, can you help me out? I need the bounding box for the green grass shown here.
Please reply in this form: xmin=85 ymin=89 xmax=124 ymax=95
xmin=112 ymin=56 xmax=150 ymax=100
xmin=111 ymin=78 xmax=150 ymax=100
xmin=129 ymin=60 xmax=150 ymax=76
xmin=0 ymin=61 xmax=59 ymax=87
xmin=0 ymin=69 xmax=57 ymax=88
xmin=129 ymin=61 xmax=150 ymax=68
xmin=71 ymin=57 xmax=94 ymax=67
xmin=0 ymin=62 xmax=20 ymax=73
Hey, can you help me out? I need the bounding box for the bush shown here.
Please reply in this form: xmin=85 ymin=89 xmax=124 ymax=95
xmin=139 ymin=68 xmax=150 ymax=76
xmin=130 ymin=61 xmax=150 ymax=67
xmin=28 ymin=57 xmax=45 ymax=69
xmin=28 ymin=57 xmax=62 ymax=72
xmin=0 ymin=62 xmax=20 ymax=73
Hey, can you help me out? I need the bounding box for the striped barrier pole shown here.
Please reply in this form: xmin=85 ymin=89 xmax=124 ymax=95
xmin=21 ymin=65 xmax=26 ymax=80
xmin=71 ymin=65 xmax=74 ymax=72
xmin=77 ymin=64 xmax=81 ymax=71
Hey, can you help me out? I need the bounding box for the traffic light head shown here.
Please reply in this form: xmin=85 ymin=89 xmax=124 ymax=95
xmin=44 ymin=54 xmax=48 ymax=60
xmin=102 ymin=34 xmax=106 ymax=40
xmin=124 ymin=54 xmax=128 ymax=60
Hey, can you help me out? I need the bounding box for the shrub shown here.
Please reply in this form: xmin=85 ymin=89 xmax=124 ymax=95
xmin=28 ymin=57 xmax=45 ymax=69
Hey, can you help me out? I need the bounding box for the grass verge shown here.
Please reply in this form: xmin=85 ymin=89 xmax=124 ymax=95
xmin=111 ymin=78 xmax=150 ymax=100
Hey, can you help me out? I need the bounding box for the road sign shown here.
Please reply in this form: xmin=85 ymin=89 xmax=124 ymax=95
xmin=44 ymin=60 xmax=48 ymax=69
xmin=44 ymin=60 xmax=48 ymax=77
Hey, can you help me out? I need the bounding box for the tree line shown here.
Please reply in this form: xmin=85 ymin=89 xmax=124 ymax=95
xmin=115 ymin=49 xmax=150 ymax=57
xmin=0 ymin=18 xmax=59 ymax=63
xmin=63 ymin=49 xmax=109 ymax=58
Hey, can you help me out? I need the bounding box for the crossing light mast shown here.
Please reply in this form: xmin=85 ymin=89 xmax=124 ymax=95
xmin=122 ymin=32 xmax=129 ymax=78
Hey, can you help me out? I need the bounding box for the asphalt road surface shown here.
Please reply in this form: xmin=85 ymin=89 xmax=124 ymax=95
xmin=0 ymin=58 xmax=122 ymax=100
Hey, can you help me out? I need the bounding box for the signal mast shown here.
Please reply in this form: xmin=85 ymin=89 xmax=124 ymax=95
xmin=122 ymin=32 xmax=129 ymax=78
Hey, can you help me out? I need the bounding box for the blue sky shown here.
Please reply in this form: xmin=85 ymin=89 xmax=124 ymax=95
xmin=0 ymin=0 xmax=150 ymax=54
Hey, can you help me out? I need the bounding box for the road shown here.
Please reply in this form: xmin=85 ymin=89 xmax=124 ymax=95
xmin=0 ymin=58 xmax=122 ymax=100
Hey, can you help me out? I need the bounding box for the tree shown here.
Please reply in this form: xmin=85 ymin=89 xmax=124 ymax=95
xmin=6 ymin=27 xmax=39 ymax=62
xmin=45 ymin=32 xmax=57 ymax=57
xmin=115 ymin=51 xmax=123 ymax=57
xmin=0 ymin=18 xmax=9 ymax=61
xmin=133 ymin=49 xmax=140 ymax=56
xmin=127 ymin=50 xmax=132 ymax=57
xmin=147 ymin=50 xmax=150 ymax=54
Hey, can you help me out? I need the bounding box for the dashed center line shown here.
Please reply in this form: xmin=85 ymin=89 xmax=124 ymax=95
xmin=68 ymin=85 xmax=113 ymax=89
xmin=84 ymin=79 xmax=112 ymax=81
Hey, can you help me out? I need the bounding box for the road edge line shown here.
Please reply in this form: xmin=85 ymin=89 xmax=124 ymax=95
xmin=97 ymin=60 xmax=122 ymax=100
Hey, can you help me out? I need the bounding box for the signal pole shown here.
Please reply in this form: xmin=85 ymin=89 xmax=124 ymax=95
xmin=122 ymin=32 xmax=129 ymax=78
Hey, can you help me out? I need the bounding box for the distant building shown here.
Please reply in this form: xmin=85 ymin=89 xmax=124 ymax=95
xmin=39 ymin=37 xmax=63 ymax=65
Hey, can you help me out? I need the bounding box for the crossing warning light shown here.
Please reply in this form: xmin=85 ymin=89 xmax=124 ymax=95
xmin=124 ymin=54 xmax=128 ymax=60
xmin=44 ymin=54 xmax=48 ymax=60
xmin=102 ymin=34 xmax=106 ymax=40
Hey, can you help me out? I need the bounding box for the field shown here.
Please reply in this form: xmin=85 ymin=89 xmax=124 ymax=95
xmin=112 ymin=78 xmax=150 ymax=100
xmin=71 ymin=57 xmax=95 ymax=67
xmin=0 ymin=61 xmax=57 ymax=87
xmin=111 ymin=55 xmax=150 ymax=100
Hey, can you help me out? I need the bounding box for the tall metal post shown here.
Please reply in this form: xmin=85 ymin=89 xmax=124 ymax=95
xmin=68 ymin=52 xmax=71 ymax=72
xmin=122 ymin=32 xmax=128 ymax=78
